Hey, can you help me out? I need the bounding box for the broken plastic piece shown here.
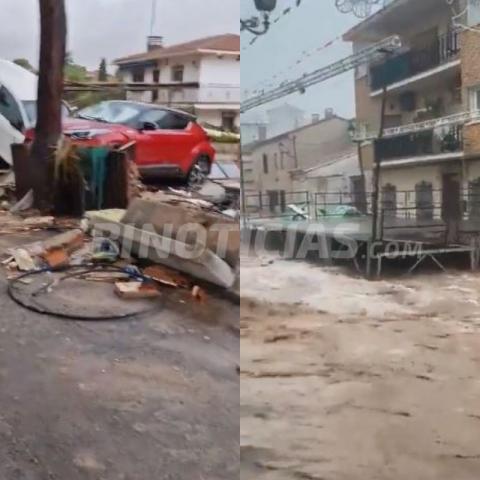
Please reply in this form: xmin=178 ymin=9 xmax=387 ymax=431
xmin=114 ymin=282 xmax=160 ymax=300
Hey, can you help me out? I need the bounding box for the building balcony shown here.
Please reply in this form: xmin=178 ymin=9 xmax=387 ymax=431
xmin=370 ymin=30 xmax=460 ymax=92
xmin=154 ymin=84 xmax=240 ymax=105
xmin=376 ymin=124 xmax=464 ymax=164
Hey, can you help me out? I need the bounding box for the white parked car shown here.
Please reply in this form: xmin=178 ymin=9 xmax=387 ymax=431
xmin=0 ymin=59 xmax=38 ymax=167
xmin=0 ymin=59 xmax=69 ymax=168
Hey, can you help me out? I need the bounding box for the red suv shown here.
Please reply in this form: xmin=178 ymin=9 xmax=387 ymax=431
xmin=51 ymin=101 xmax=215 ymax=183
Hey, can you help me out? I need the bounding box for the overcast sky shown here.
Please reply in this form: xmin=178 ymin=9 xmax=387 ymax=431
xmin=0 ymin=0 xmax=239 ymax=70
xmin=241 ymin=0 xmax=383 ymax=120
xmin=1 ymin=0 xmax=377 ymax=119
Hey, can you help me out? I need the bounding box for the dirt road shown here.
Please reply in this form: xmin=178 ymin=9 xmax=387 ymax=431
xmin=0 ymin=233 xmax=239 ymax=480
xmin=241 ymin=255 xmax=480 ymax=480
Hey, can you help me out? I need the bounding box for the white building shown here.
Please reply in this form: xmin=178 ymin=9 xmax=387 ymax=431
xmin=242 ymin=113 xmax=355 ymax=215
xmin=114 ymin=34 xmax=240 ymax=131
xmin=266 ymin=104 xmax=307 ymax=138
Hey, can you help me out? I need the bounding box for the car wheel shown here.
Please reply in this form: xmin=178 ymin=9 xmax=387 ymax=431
xmin=187 ymin=156 xmax=210 ymax=187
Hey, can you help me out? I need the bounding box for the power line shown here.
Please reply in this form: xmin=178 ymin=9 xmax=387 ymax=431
xmin=243 ymin=34 xmax=344 ymax=95
xmin=242 ymin=0 xmax=307 ymax=48
xmin=241 ymin=35 xmax=402 ymax=112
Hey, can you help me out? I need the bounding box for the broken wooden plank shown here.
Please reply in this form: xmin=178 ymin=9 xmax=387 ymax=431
xmin=114 ymin=282 xmax=160 ymax=300
xmin=143 ymin=265 xmax=190 ymax=289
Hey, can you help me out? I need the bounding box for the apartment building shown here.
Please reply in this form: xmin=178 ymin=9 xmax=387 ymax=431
xmin=114 ymin=34 xmax=240 ymax=130
xmin=242 ymin=112 xmax=353 ymax=214
xmin=344 ymin=0 xmax=480 ymax=221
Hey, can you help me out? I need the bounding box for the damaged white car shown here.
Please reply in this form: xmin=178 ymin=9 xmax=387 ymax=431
xmin=0 ymin=59 xmax=69 ymax=169
xmin=0 ymin=59 xmax=37 ymax=168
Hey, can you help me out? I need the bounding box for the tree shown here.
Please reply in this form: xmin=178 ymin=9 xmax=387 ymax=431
xmin=13 ymin=58 xmax=36 ymax=73
xmin=31 ymin=0 xmax=67 ymax=210
xmin=98 ymin=58 xmax=108 ymax=81
xmin=64 ymin=51 xmax=88 ymax=82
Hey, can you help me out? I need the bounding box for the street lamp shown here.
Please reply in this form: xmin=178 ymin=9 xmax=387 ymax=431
xmin=335 ymin=0 xmax=384 ymax=18
xmin=254 ymin=0 xmax=277 ymax=11
xmin=241 ymin=0 xmax=278 ymax=36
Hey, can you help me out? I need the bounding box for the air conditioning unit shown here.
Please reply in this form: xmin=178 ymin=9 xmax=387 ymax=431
xmin=399 ymin=91 xmax=416 ymax=112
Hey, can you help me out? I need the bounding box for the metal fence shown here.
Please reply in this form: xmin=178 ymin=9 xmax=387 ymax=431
xmin=243 ymin=188 xmax=480 ymax=244
xmin=244 ymin=191 xmax=310 ymax=220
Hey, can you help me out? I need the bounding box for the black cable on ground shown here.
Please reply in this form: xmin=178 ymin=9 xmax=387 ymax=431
xmin=7 ymin=263 xmax=163 ymax=321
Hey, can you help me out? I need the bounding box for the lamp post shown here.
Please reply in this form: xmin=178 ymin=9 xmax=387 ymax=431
xmin=241 ymin=0 xmax=277 ymax=36
xmin=254 ymin=0 xmax=277 ymax=10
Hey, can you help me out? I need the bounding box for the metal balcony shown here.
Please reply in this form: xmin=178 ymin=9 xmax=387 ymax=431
xmin=375 ymin=125 xmax=463 ymax=162
xmin=370 ymin=30 xmax=460 ymax=91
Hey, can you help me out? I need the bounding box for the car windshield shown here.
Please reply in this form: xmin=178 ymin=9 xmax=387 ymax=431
xmin=77 ymin=102 xmax=144 ymax=125
xmin=22 ymin=101 xmax=69 ymax=127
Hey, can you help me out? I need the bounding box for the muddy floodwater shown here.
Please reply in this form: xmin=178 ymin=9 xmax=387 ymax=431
xmin=241 ymin=255 xmax=480 ymax=480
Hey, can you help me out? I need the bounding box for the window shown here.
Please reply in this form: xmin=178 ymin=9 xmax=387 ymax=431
xmin=172 ymin=65 xmax=184 ymax=82
xmin=382 ymin=184 xmax=397 ymax=218
xmin=470 ymin=86 xmax=480 ymax=111
xmin=262 ymin=154 xmax=268 ymax=174
xmin=221 ymin=112 xmax=236 ymax=132
xmin=469 ymin=178 xmax=480 ymax=219
xmin=416 ymin=181 xmax=434 ymax=221
xmin=22 ymin=101 xmax=69 ymax=127
xmin=280 ymin=190 xmax=286 ymax=213
xmin=152 ymin=89 xmax=159 ymax=103
xmin=140 ymin=110 xmax=190 ymax=130
xmin=77 ymin=101 xmax=144 ymax=125
xmin=153 ymin=69 xmax=160 ymax=83
xmin=273 ymin=153 xmax=278 ymax=170
xmin=0 ymin=86 xmax=23 ymax=131
xmin=132 ymin=67 xmax=145 ymax=83
xmin=267 ymin=190 xmax=279 ymax=213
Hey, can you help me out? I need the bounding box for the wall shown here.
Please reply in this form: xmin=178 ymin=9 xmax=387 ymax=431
xmin=266 ymin=105 xmax=306 ymax=138
xmin=352 ymin=5 xmax=460 ymax=138
xmin=380 ymin=164 xmax=444 ymax=216
xmin=354 ymin=76 xmax=382 ymax=133
xmin=465 ymin=159 xmax=480 ymax=185
xmin=120 ymin=54 xmax=239 ymax=104
xmin=246 ymin=118 xmax=354 ymax=203
xmin=294 ymin=118 xmax=353 ymax=170
xmin=464 ymin=123 xmax=480 ymax=157
xmin=461 ymin=29 xmax=480 ymax=92
xmin=195 ymin=109 xmax=239 ymax=129
xmin=119 ymin=56 xmax=200 ymax=84
xmin=380 ymin=164 xmax=443 ymax=192
xmin=241 ymin=123 xmax=265 ymax=145
xmin=250 ymin=141 xmax=295 ymax=195
xmin=458 ymin=28 xmax=480 ymax=158
xmin=157 ymin=55 xmax=201 ymax=83
xmin=199 ymin=54 xmax=240 ymax=86
xmin=126 ymin=90 xmax=153 ymax=103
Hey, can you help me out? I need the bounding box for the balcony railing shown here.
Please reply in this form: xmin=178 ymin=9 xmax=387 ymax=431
xmin=370 ymin=30 xmax=460 ymax=91
xmin=153 ymin=85 xmax=240 ymax=104
xmin=375 ymin=125 xmax=463 ymax=161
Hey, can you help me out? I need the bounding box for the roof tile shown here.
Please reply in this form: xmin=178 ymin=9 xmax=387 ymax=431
xmin=115 ymin=34 xmax=240 ymax=65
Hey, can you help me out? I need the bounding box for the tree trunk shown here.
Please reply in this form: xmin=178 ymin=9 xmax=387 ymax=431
xmin=31 ymin=0 xmax=66 ymax=211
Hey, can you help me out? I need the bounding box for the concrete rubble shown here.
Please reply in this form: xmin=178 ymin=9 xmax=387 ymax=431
xmin=0 ymin=153 xmax=240 ymax=317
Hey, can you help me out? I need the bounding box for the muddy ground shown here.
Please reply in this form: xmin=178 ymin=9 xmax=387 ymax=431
xmin=241 ymin=254 xmax=480 ymax=480
xmin=0 ymin=232 xmax=239 ymax=480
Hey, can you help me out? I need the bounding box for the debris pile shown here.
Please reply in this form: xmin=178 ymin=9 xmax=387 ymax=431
xmin=1 ymin=141 xmax=240 ymax=318
xmin=2 ymin=188 xmax=239 ymax=318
